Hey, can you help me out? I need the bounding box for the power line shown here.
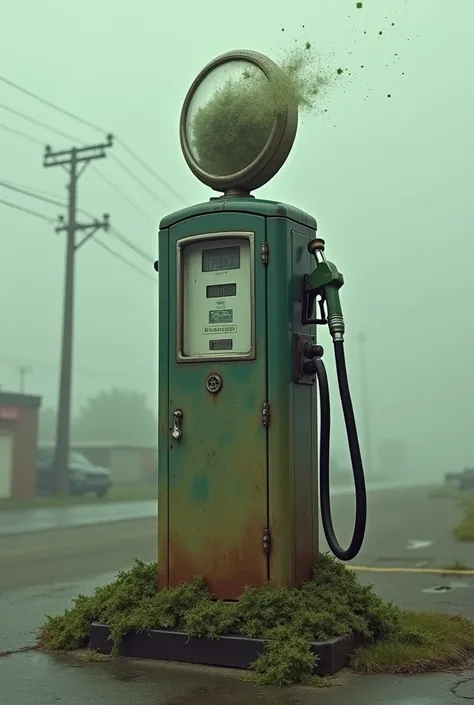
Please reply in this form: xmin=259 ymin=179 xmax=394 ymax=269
xmin=0 ymin=194 xmax=155 ymax=281
xmin=93 ymin=239 xmax=156 ymax=281
xmin=0 ymin=179 xmax=74 ymax=211
xmin=0 ymin=122 xmax=45 ymax=146
xmin=92 ymin=168 xmax=155 ymax=221
xmin=109 ymin=227 xmax=153 ymax=263
xmin=0 ymin=177 xmax=67 ymax=201
xmin=110 ymin=153 xmax=171 ymax=208
xmin=0 ymin=352 xmax=153 ymax=382
xmin=0 ymin=76 xmax=108 ymax=133
xmin=0 ymin=75 xmax=185 ymax=204
xmin=0 ymin=198 xmax=55 ymax=223
xmin=0 ymin=178 xmax=153 ymax=262
xmin=115 ymin=138 xmax=184 ymax=204
xmin=1 ymin=103 xmax=84 ymax=145
xmin=1 ymin=104 xmax=158 ymax=220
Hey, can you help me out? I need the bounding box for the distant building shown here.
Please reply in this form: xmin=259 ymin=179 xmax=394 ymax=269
xmin=38 ymin=440 xmax=157 ymax=486
xmin=0 ymin=391 xmax=42 ymax=499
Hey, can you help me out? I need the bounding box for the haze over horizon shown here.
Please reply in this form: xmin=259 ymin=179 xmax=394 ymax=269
xmin=1 ymin=0 xmax=473 ymax=480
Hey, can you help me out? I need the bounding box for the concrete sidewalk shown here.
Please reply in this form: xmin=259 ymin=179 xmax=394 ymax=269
xmin=0 ymin=500 xmax=158 ymax=537
xmin=0 ymin=485 xmax=471 ymax=704
xmin=1 ymin=569 xmax=473 ymax=705
xmin=0 ymin=480 xmax=430 ymax=537
xmin=0 ymin=648 xmax=472 ymax=705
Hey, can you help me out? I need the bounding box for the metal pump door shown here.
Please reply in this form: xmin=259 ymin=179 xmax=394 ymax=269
xmin=166 ymin=227 xmax=268 ymax=600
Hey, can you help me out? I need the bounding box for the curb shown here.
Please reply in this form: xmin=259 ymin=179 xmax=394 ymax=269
xmin=89 ymin=623 xmax=358 ymax=676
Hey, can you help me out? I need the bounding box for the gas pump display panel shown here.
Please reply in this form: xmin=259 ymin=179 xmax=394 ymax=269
xmin=176 ymin=232 xmax=255 ymax=362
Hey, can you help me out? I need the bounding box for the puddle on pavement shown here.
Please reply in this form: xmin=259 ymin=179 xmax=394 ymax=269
xmin=451 ymin=677 xmax=474 ymax=698
xmin=423 ymin=581 xmax=474 ymax=593
xmin=375 ymin=556 xmax=434 ymax=568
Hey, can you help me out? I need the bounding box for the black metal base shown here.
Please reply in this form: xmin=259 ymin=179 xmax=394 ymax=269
xmin=89 ymin=623 xmax=358 ymax=676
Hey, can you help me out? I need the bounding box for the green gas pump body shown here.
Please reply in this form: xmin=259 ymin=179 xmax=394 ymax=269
xmin=158 ymin=197 xmax=320 ymax=600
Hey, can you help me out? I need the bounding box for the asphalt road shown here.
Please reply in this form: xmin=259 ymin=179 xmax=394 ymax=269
xmin=0 ymin=481 xmax=425 ymax=537
xmin=1 ymin=487 xmax=473 ymax=704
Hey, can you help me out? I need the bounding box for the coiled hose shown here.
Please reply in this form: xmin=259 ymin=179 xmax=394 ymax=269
xmin=313 ymin=340 xmax=367 ymax=561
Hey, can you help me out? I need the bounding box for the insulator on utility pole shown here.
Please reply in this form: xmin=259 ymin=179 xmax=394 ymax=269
xmin=17 ymin=364 xmax=31 ymax=394
xmin=43 ymin=134 xmax=113 ymax=496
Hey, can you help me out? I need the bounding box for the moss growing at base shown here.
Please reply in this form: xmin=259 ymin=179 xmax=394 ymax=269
xmin=189 ymin=43 xmax=332 ymax=177
xmin=38 ymin=553 xmax=474 ymax=686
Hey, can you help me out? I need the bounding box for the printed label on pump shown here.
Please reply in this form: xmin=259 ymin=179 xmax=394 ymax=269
xmin=209 ymin=309 xmax=233 ymax=324
xmin=202 ymin=325 xmax=237 ymax=335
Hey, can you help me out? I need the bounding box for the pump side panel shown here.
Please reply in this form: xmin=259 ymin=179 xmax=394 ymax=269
xmin=166 ymin=212 xmax=268 ymax=600
xmin=265 ymin=218 xmax=293 ymax=587
xmin=290 ymin=229 xmax=318 ymax=584
xmin=267 ymin=218 xmax=318 ymax=588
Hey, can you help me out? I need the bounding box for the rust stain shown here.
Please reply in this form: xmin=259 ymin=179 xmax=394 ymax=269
xmin=168 ymin=518 xmax=267 ymax=600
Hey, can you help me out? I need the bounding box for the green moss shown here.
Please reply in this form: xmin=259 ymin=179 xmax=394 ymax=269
xmin=39 ymin=554 xmax=474 ymax=685
xmin=454 ymin=505 xmax=474 ymax=542
xmin=38 ymin=553 xmax=416 ymax=686
xmin=189 ymin=44 xmax=331 ymax=177
xmin=351 ymin=610 xmax=474 ymax=673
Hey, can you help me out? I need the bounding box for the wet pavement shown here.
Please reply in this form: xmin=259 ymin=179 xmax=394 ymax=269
xmin=1 ymin=649 xmax=473 ymax=704
xmin=0 ymin=500 xmax=158 ymax=537
xmin=0 ymin=481 xmax=428 ymax=537
xmin=0 ymin=485 xmax=473 ymax=704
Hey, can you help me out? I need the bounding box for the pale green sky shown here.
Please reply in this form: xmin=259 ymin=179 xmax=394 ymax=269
xmin=1 ymin=0 xmax=473 ymax=475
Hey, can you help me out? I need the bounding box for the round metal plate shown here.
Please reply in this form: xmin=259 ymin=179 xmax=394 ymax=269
xmin=206 ymin=373 xmax=223 ymax=394
xmin=179 ymin=50 xmax=298 ymax=193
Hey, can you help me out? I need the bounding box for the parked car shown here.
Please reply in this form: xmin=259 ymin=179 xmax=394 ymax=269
xmin=36 ymin=448 xmax=112 ymax=497
xmin=459 ymin=468 xmax=474 ymax=491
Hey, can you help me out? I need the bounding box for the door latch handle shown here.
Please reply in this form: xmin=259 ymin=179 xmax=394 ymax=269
xmin=171 ymin=409 xmax=183 ymax=440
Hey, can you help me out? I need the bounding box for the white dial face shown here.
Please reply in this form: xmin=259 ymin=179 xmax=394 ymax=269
xmin=181 ymin=236 xmax=253 ymax=359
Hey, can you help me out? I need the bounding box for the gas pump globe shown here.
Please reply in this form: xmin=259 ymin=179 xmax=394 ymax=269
xmin=157 ymin=50 xmax=367 ymax=600
xmin=179 ymin=50 xmax=297 ymax=195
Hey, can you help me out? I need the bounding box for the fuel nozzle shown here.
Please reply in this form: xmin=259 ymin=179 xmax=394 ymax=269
xmin=305 ymin=238 xmax=346 ymax=342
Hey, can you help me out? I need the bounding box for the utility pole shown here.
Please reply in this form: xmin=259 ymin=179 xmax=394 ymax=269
xmin=43 ymin=135 xmax=113 ymax=496
xmin=17 ymin=365 xmax=31 ymax=393
xmin=357 ymin=333 xmax=374 ymax=478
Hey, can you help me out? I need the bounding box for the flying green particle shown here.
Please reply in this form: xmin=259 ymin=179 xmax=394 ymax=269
xmin=379 ymin=30 xmax=383 ymax=35
xmin=356 ymin=1 xmax=363 ymax=7
xmin=305 ymin=41 xmax=311 ymax=49
xmin=337 ymin=68 xmax=343 ymax=75
xmin=387 ymin=94 xmax=392 ymax=98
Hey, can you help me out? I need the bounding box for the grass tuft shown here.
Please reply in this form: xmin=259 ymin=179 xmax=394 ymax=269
xmin=38 ymin=554 xmax=474 ymax=686
xmin=351 ymin=610 xmax=474 ymax=673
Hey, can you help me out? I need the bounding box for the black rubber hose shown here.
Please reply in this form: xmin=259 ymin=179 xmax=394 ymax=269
xmin=314 ymin=340 xmax=367 ymax=561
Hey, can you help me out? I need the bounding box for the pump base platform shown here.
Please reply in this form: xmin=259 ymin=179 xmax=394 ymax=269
xmin=88 ymin=623 xmax=358 ymax=676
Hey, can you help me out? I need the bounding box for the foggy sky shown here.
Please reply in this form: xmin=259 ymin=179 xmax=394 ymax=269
xmin=1 ymin=0 xmax=473 ymax=478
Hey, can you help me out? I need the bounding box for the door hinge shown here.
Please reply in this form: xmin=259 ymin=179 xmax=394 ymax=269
xmin=261 ymin=241 xmax=269 ymax=265
xmin=262 ymin=528 xmax=271 ymax=555
xmin=262 ymin=401 xmax=270 ymax=427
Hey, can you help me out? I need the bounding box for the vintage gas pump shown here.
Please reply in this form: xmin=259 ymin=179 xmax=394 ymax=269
xmin=157 ymin=50 xmax=367 ymax=600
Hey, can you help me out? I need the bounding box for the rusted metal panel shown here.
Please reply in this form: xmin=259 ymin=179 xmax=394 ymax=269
xmin=291 ymin=230 xmax=319 ymax=585
xmin=266 ymin=217 xmax=319 ymax=588
xmin=165 ymin=211 xmax=268 ymax=600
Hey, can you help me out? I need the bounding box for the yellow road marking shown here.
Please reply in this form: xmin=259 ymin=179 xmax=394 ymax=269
xmin=348 ymin=565 xmax=474 ymax=576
